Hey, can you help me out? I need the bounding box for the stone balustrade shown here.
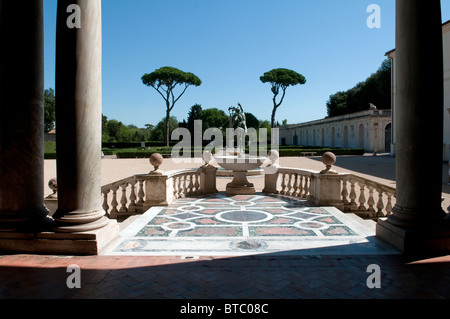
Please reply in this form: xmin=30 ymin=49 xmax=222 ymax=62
xmin=262 ymin=169 xmax=396 ymax=220
xmin=341 ymin=175 xmax=396 ymax=219
xmin=262 ymin=152 xmax=397 ymax=220
xmin=48 ymin=152 xmax=397 ymax=222
xmin=99 ymin=155 xmax=218 ymax=221
xmin=101 ymin=175 xmax=147 ymax=221
xmin=263 ymin=168 xmax=314 ymax=200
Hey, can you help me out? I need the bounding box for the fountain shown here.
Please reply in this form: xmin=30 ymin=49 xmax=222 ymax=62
xmin=214 ymin=154 xmax=266 ymax=195
xmin=212 ymin=103 xmax=267 ymax=195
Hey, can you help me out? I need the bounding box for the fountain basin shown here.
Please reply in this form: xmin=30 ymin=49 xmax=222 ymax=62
xmin=214 ymin=155 xmax=266 ymax=195
xmin=214 ymin=155 xmax=266 ymax=171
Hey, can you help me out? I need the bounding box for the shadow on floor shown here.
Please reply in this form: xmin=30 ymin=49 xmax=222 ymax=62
xmin=1 ymin=241 xmax=449 ymax=300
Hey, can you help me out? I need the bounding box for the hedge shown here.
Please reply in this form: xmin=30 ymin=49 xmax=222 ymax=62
xmin=44 ymin=153 xmax=57 ymax=159
xmin=115 ymin=150 xmax=203 ymax=159
xmin=114 ymin=148 xmax=364 ymax=159
xmin=102 ymin=141 xmax=178 ymax=148
xmin=47 ymin=147 xmax=364 ymax=160
xmin=277 ymin=148 xmax=364 ymax=157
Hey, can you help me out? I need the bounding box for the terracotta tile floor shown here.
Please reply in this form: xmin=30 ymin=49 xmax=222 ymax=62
xmin=1 ymin=253 xmax=450 ymax=300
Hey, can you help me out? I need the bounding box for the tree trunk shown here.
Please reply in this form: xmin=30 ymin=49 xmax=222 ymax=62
xmin=271 ymin=106 xmax=277 ymax=128
xmin=165 ymin=107 xmax=170 ymax=147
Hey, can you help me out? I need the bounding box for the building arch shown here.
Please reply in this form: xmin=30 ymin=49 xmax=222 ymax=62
xmin=358 ymin=123 xmax=365 ymax=149
xmin=321 ymin=128 xmax=325 ymax=147
xmin=385 ymin=123 xmax=392 ymax=152
xmin=343 ymin=125 xmax=349 ymax=148
xmin=331 ymin=127 xmax=336 ymax=147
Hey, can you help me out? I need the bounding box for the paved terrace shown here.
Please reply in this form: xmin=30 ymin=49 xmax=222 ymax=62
xmin=1 ymin=155 xmax=450 ymax=300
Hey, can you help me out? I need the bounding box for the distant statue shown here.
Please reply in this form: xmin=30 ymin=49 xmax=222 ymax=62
xmin=229 ymin=103 xmax=247 ymax=132
xmin=229 ymin=103 xmax=248 ymax=155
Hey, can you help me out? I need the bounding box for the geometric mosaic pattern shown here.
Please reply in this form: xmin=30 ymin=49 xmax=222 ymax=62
xmin=105 ymin=193 xmax=394 ymax=256
xmin=136 ymin=195 xmax=358 ymax=238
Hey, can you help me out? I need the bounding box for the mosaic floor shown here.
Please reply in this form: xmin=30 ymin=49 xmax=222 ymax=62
xmin=104 ymin=194 xmax=399 ymax=256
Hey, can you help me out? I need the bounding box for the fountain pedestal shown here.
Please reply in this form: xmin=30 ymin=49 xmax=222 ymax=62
xmin=226 ymin=171 xmax=256 ymax=195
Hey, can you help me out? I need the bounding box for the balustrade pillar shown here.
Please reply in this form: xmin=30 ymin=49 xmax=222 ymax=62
xmin=376 ymin=0 xmax=450 ymax=252
xmin=0 ymin=0 xmax=50 ymax=232
xmin=200 ymin=165 xmax=219 ymax=194
xmin=52 ymin=0 xmax=109 ymax=232
xmin=311 ymin=173 xmax=346 ymax=211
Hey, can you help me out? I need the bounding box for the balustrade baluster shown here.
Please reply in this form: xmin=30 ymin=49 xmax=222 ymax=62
xmin=137 ymin=179 xmax=145 ymax=207
xmin=119 ymin=183 xmax=128 ymax=214
xmin=179 ymin=175 xmax=186 ymax=198
xmin=376 ymin=188 xmax=385 ymax=217
xmin=102 ymin=190 xmax=110 ymax=215
xmin=110 ymin=186 xmax=119 ymax=219
xmin=349 ymin=180 xmax=358 ymax=211
xmin=367 ymin=185 xmax=376 ymax=216
xmin=129 ymin=180 xmax=137 ymax=213
xmin=386 ymin=193 xmax=393 ymax=215
xmin=179 ymin=175 xmax=185 ymax=198
xmin=297 ymin=175 xmax=304 ymax=198
xmin=188 ymin=174 xmax=194 ymax=196
xmin=341 ymin=180 xmax=349 ymax=210
xmin=304 ymin=176 xmax=310 ymax=198
xmin=292 ymin=174 xmax=299 ymax=197
xmin=280 ymin=173 xmax=287 ymax=195
xmin=358 ymin=183 xmax=367 ymax=211
xmin=173 ymin=176 xmax=180 ymax=199
xmin=286 ymin=173 xmax=293 ymax=196
xmin=194 ymin=173 xmax=201 ymax=195
xmin=181 ymin=174 xmax=189 ymax=198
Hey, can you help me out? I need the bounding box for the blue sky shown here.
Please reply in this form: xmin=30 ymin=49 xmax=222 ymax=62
xmin=43 ymin=1 xmax=450 ymax=128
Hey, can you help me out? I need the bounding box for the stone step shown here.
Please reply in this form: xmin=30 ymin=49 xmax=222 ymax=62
xmin=341 ymin=212 xmax=377 ymax=236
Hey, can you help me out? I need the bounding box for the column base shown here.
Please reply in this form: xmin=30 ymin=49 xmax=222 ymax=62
xmin=52 ymin=209 xmax=110 ymax=233
xmin=0 ymin=207 xmax=51 ymax=233
xmin=376 ymin=218 xmax=450 ymax=254
xmin=0 ymin=219 xmax=119 ymax=255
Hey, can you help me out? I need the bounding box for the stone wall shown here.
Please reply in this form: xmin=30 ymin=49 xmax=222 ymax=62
xmin=279 ymin=109 xmax=392 ymax=153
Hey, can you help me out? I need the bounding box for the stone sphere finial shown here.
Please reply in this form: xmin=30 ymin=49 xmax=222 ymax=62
xmin=268 ymin=149 xmax=279 ymax=164
xmin=321 ymin=152 xmax=338 ymax=174
xmin=202 ymin=150 xmax=213 ymax=166
xmin=149 ymin=153 xmax=164 ymax=175
xmin=47 ymin=177 xmax=58 ymax=198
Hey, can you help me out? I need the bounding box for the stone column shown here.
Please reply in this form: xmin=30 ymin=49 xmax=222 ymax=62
xmin=0 ymin=0 xmax=50 ymax=231
xmin=377 ymin=0 xmax=450 ymax=252
xmin=53 ymin=0 xmax=109 ymax=232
